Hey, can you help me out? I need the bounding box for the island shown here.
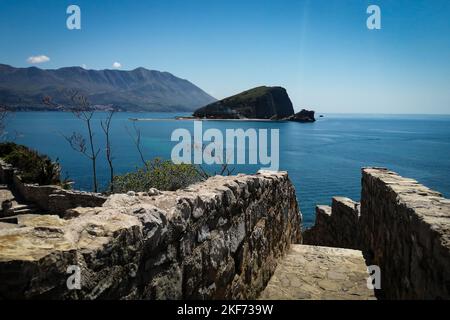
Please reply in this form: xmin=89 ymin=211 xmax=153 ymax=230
xmin=191 ymin=86 xmax=316 ymax=122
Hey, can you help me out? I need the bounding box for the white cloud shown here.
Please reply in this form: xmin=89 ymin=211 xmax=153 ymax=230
xmin=112 ymin=62 xmax=122 ymax=69
xmin=27 ymin=55 xmax=50 ymax=64
xmin=81 ymin=64 xmax=87 ymax=69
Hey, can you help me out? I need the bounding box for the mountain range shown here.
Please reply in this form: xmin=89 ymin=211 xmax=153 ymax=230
xmin=0 ymin=64 xmax=216 ymax=111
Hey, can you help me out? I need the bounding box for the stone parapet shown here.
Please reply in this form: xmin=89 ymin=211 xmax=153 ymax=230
xmin=0 ymin=171 xmax=302 ymax=299
xmin=303 ymin=167 xmax=450 ymax=299
xmin=0 ymin=159 xmax=106 ymax=214
xmin=360 ymin=168 xmax=450 ymax=299
xmin=303 ymin=197 xmax=360 ymax=250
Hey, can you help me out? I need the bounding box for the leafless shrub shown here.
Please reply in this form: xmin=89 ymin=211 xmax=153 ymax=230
xmin=101 ymin=110 xmax=115 ymax=192
xmin=44 ymin=90 xmax=101 ymax=192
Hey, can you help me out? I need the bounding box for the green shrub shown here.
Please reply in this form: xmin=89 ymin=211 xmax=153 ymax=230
xmin=0 ymin=142 xmax=62 ymax=185
xmin=112 ymin=158 xmax=203 ymax=193
xmin=0 ymin=142 xmax=18 ymax=157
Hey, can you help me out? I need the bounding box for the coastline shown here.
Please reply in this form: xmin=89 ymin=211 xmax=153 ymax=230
xmin=5 ymin=112 xmax=450 ymax=226
xmin=130 ymin=117 xmax=290 ymax=122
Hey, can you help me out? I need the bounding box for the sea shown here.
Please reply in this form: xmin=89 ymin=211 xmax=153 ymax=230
xmin=5 ymin=112 xmax=450 ymax=227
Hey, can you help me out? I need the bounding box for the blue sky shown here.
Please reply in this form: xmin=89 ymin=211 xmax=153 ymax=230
xmin=0 ymin=0 xmax=449 ymax=113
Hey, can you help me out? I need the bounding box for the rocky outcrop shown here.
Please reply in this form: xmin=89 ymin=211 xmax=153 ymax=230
xmin=303 ymin=168 xmax=450 ymax=300
xmin=0 ymin=171 xmax=302 ymax=299
xmin=193 ymin=86 xmax=295 ymax=119
xmin=285 ymin=109 xmax=316 ymax=122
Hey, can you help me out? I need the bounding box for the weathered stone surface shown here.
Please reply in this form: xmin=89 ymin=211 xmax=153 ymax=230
xmin=302 ymin=167 xmax=450 ymax=300
xmin=48 ymin=189 xmax=107 ymax=214
xmin=0 ymin=187 xmax=14 ymax=217
xmin=0 ymin=211 xmax=141 ymax=299
xmin=303 ymin=197 xmax=360 ymax=249
xmin=0 ymin=160 xmax=106 ymax=215
xmin=360 ymin=168 xmax=450 ymax=299
xmin=302 ymin=205 xmax=331 ymax=245
xmin=259 ymin=245 xmax=375 ymax=300
xmin=0 ymin=222 xmax=15 ymax=230
xmin=0 ymin=171 xmax=302 ymax=300
xmin=1 ymin=180 xmax=42 ymax=217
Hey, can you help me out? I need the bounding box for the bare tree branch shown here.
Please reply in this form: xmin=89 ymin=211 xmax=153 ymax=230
xmin=193 ymin=141 xmax=235 ymax=179
xmin=44 ymin=91 xmax=100 ymax=192
xmin=61 ymin=132 xmax=89 ymax=157
xmin=101 ymin=110 xmax=115 ymax=192
xmin=126 ymin=120 xmax=154 ymax=170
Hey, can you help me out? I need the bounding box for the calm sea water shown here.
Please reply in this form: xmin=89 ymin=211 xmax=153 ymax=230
xmin=5 ymin=112 xmax=450 ymax=227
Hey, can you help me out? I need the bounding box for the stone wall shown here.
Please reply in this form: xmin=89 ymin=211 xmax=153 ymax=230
xmin=0 ymin=171 xmax=302 ymax=299
xmin=360 ymin=168 xmax=450 ymax=299
xmin=303 ymin=168 xmax=450 ymax=299
xmin=0 ymin=160 xmax=106 ymax=214
xmin=302 ymin=205 xmax=331 ymax=245
xmin=303 ymin=197 xmax=360 ymax=250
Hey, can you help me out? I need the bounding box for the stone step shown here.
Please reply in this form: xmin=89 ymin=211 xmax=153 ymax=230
xmin=259 ymin=244 xmax=376 ymax=300
xmin=12 ymin=204 xmax=39 ymax=215
xmin=0 ymin=184 xmax=8 ymax=190
xmin=0 ymin=216 xmax=18 ymax=224
xmin=12 ymin=204 xmax=37 ymax=211
xmin=13 ymin=208 xmax=39 ymax=215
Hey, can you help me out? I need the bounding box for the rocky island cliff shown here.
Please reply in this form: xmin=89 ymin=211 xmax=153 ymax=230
xmin=192 ymin=86 xmax=316 ymax=122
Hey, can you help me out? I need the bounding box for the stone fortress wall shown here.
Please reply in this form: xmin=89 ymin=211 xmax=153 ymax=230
xmin=0 ymin=171 xmax=301 ymax=299
xmin=0 ymin=159 xmax=106 ymax=215
xmin=303 ymin=168 xmax=450 ymax=299
xmin=1 ymin=163 xmax=449 ymax=300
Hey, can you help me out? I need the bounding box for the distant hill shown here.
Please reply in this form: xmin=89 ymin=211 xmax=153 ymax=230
xmin=193 ymin=86 xmax=295 ymax=119
xmin=0 ymin=64 xmax=216 ymax=111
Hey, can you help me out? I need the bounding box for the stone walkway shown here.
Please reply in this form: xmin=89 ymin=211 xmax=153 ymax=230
xmin=259 ymin=245 xmax=376 ymax=300
xmin=0 ymin=184 xmax=39 ymax=218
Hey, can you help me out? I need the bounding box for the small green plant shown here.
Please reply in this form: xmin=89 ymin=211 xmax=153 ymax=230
xmin=112 ymin=158 xmax=203 ymax=193
xmin=0 ymin=142 xmax=62 ymax=185
xmin=60 ymin=171 xmax=74 ymax=190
